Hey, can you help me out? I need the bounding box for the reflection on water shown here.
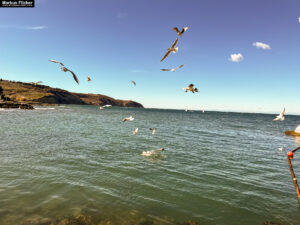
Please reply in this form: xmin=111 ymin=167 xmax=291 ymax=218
xmin=294 ymin=137 xmax=300 ymax=147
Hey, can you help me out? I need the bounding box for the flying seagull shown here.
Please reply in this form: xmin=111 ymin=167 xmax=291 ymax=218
xmin=133 ymin=128 xmax=139 ymax=136
xmin=273 ymin=108 xmax=285 ymax=121
xmin=131 ymin=80 xmax=136 ymax=86
xmin=149 ymin=128 xmax=156 ymax=135
xmin=160 ymin=38 xmax=179 ymax=62
xmin=183 ymin=84 xmax=198 ymax=93
xmin=142 ymin=148 xmax=165 ymax=156
xmin=87 ymin=76 xmax=91 ymax=82
xmin=30 ymin=81 xmax=43 ymax=86
xmin=123 ymin=115 xmax=134 ymax=122
xmin=161 ymin=64 xmax=185 ymax=72
xmin=48 ymin=60 xmax=79 ymax=85
xmin=173 ymin=27 xmax=188 ymax=36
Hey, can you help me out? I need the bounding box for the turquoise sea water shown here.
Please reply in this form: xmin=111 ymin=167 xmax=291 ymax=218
xmin=1 ymin=105 xmax=300 ymax=225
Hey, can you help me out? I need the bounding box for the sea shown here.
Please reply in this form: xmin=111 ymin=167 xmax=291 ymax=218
xmin=0 ymin=105 xmax=300 ymax=225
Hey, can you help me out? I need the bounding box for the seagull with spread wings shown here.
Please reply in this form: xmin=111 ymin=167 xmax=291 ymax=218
xmin=123 ymin=115 xmax=134 ymax=122
xmin=30 ymin=81 xmax=43 ymax=86
xmin=160 ymin=38 xmax=179 ymax=62
xmin=161 ymin=64 xmax=185 ymax=72
xmin=183 ymin=84 xmax=198 ymax=93
xmin=273 ymin=108 xmax=285 ymax=121
xmin=173 ymin=27 xmax=189 ymax=36
xmin=48 ymin=60 xmax=79 ymax=85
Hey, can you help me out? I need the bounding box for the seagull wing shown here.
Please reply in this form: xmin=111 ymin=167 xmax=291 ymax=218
xmin=161 ymin=69 xmax=171 ymax=71
xmin=188 ymin=84 xmax=194 ymax=88
xmin=171 ymin=38 xmax=178 ymax=48
xmin=48 ymin=59 xmax=64 ymax=66
xmin=280 ymin=108 xmax=285 ymax=117
xmin=152 ymin=148 xmax=164 ymax=154
xmin=172 ymin=27 xmax=180 ymax=35
xmin=67 ymin=69 xmax=79 ymax=85
xmin=181 ymin=27 xmax=189 ymax=34
xmin=131 ymin=80 xmax=136 ymax=86
xmin=160 ymin=50 xmax=172 ymax=62
xmin=177 ymin=64 xmax=185 ymax=69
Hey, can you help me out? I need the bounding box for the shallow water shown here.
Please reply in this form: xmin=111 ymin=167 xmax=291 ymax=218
xmin=0 ymin=105 xmax=300 ymax=225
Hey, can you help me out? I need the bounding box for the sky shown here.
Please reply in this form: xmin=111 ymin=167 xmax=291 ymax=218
xmin=0 ymin=0 xmax=300 ymax=114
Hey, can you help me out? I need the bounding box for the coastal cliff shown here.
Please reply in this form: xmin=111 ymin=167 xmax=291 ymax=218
xmin=0 ymin=79 xmax=143 ymax=107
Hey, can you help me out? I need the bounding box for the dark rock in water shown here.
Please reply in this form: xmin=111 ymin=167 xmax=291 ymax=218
xmin=0 ymin=101 xmax=34 ymax=109
xmin=179 ymin=221 xmax=202 ymax=225
xmin=20 ymin=215 xmax=52 ymax=225
xmin=262 ymin=222 xmax=282 ymax=225
xmin=138 ymin=220 xmax=154 ymax=225
xmin=55 ymin=215 xmax=94 ymax=225
xmin=19 ymin=103 xmax=34 ymax=109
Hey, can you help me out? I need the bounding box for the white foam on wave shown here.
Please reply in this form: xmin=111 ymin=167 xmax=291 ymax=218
xmin=34 ymin=107 xmax=56 ymax=110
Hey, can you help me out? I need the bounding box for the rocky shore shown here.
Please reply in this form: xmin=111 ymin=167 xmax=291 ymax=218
xmin=0 ymin=101 xmax=34 ymax=109
xmin=0 ymin=80 xmax=143 ymax=108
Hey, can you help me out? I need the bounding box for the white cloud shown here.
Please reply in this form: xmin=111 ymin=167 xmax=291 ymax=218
xmin=253 ymin=42 xmax=271 ymax=50
xmin=0 ymin=25 xmax=47 ymax=30
xmin=230 ymin=53 xmax=243 ymax=62
xmin=24 ymin=26 xmax=47 ymax=30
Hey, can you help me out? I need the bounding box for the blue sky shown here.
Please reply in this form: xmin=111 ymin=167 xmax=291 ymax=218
xmin=0 ymin=0 xmax=300 ymax=114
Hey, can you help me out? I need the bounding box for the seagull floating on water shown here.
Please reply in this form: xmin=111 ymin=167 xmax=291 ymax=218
xmin=87 ymin=76 xmax=91 ymax=82
xmin=142 ymin=148 xmax=165 ymax=156
xmin=103 ymin=105 xmax=112 ymax=108
xmin=131 ymin=80 xmax=136 ymax=86
xmin=173 ymin=27 xmax=189 ymax=36
xmin=161 ymin=64 xmax=184 ymax=72
xmin=160 ymin=38 xmax=178 ymax=62
xmin=48 ymin=60 xmax=79 ymax=85
xmin=133 ymin=128 xmax=139 ymax=136
xmin=273 ymin=108 xmax=285 ymax=121
xmin=30 ymin=81 xmax=43 ymax=86
xmin=183 ymin=84 xmax=198 ymax=93
xmin=123 ymin=115 xmax=134 ymax=122
xmin=149 ymin=128 xmax=156 ymax=135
